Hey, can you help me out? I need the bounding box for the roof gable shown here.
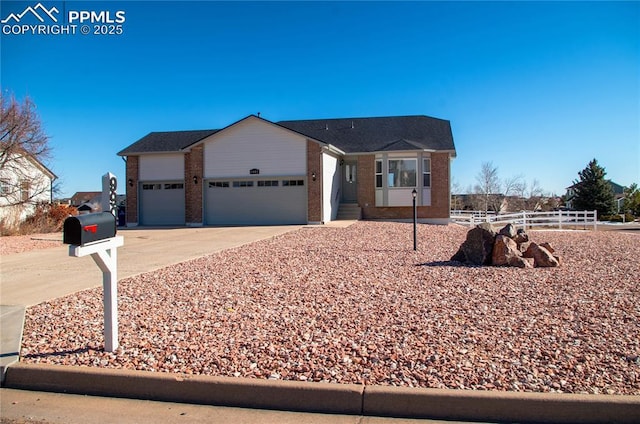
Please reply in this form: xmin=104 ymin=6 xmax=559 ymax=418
xmin=0 ymin=145 xmax=57 ymax=179
xmin=378 ymin=138 xmax=431 ymax=152
xmin=187 ymin=115 xmax=315 ymax=149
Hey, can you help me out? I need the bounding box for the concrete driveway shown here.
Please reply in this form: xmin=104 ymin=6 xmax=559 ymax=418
xmin=0 ymin=226 xmax=301 ymax=306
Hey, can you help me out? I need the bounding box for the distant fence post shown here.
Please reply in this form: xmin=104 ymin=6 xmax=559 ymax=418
xmin=558 ymin=210 xmax=562 ymax=230
xmin=594 ymin=210 xmax=597 ymax=231
xmin=522 ymin=211 xmax=527 ymax=230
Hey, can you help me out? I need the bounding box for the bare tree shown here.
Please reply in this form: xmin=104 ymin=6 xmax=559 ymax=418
xmin=474 ymin=161 xmax=502 ymax=212
xmin=0 ymin=92 xmax=53 ymax=210
xmin=450 ymin=177 xmax=463 ymax=211
xmin=523 ymin=179 xmax=545 ymax=210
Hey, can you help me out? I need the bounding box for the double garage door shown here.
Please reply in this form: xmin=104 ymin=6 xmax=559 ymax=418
xmin=205 ymin=178 xmax=307 ymax=225
xmin=139 ymin=178 xmax=307 ymax=226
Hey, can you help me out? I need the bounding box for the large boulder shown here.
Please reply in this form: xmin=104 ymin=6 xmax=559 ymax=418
xmin=508 ymin=255 xmax=534 ymax=268
xmin=451 ymin=222 xmax=561 ymax=268
xmin=498 ymin=224 xmax=517 ymax=238
xmin=539 ymin=242 xmax=555 ymax=254
xmin=451 ymin=223 xmax=496 ymax=265
xmin=523 ymin=242 xmax=559 ymax=267
xmin=492 ymin=235 xmax=521 ymax=266
xmin=514 ymin=229 xmax=529 ymax=245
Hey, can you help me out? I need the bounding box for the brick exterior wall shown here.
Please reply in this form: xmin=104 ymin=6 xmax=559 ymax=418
xmin=185 ymin=146 xmax=204 ymax=224
xmin=428 ymin=152 xmax=451 ymax=219
xmin=357 ymin=154 xmax=375 ymax=209
xmin=125 ymin=155 xmax=139 ymax=224
xmin=306 ymin=140 xmax=322 ymax=223
xmin=359 ymin=152 xmax=451 ymax=220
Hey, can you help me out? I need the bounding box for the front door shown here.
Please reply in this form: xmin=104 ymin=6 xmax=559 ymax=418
xmin=342 ymin=160 xmax=358 ymax=202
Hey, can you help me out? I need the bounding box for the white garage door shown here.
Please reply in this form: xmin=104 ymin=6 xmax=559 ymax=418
xmin=205 ymin=178 xmax=307 ymax=225
xmin=139 ymin=182 xmax=185 ymax=226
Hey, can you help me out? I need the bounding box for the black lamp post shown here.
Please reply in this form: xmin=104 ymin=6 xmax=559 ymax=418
xmin=412 ymin=188 xmax=417 ymax=251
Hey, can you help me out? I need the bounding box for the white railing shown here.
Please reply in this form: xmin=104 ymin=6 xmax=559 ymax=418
xmin=450 ymin=210 xmax=598 ymax=230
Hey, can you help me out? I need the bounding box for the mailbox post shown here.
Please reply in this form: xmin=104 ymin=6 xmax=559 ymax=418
xmin=67 ymin=234 xmax=123 ymax=352
xmin=63 ymin=173 xmax=123 ymax=352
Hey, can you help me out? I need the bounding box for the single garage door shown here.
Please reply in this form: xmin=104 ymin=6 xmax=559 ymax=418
xmin=205 ymin=178 xmax=307 ymax=225
xmin=140 ymin=182 xmax=185 ymax=226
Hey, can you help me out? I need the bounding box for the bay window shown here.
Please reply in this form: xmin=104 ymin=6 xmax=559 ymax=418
xmin=374 ymin=154 xmax=432 ymax=207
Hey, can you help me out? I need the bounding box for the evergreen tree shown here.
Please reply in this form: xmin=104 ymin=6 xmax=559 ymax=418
xmin=622 ymin=183 xmax=640 ymax=217
xmin=571 ymin=159 xmax=616 ymax=218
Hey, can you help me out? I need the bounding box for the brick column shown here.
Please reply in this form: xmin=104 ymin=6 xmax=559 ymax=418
xmin=185 ymin=146 xmax=204 ymax=225
xmin=125 ymin=156 xmax=138 ymax=225
xmin=428 ymin=152 xmax=451 ymax=219
xmin=306 ymin=141 xmax=322 ymax=223
xmin=357 ymin=155 xmax=375 ymax=208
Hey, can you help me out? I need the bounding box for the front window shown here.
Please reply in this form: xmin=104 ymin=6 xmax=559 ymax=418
xmin=388 ymin=159 xmax=416 ymax=188
xmin=20 ymin=181 xmax=30 ymax=202
xmin=0 ymin=179 xmax=10 ymax=195
xmin=375 ymin=160 xmax=383 ymax=188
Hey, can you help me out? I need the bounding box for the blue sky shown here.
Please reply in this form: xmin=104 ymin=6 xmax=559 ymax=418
xmin=1 ymin=1 xmax=638 ymax=198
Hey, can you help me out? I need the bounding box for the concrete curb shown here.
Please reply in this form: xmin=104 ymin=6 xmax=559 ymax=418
xmin=364 ymin=385 xmax=640 ymax=423
xmin=4 ymin=363 xmax=640 ymax=423
xmin=2 ymin=363 xmax=363 ymax=415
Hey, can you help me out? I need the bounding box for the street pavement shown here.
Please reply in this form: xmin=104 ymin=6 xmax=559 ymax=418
xmin=1 ymin=388 xmax=470 ymax=424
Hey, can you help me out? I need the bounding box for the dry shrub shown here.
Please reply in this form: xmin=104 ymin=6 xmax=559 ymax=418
xmin=18 ymin=203 xmax=78 ymax=235
xmin=0 ymin=207 xmax=23 ymax=236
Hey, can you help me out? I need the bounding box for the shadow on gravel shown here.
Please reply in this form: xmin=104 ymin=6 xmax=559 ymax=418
xmin=22 ymin=347 xmax=93 ymax=359
xmin=416 ymin=260 xmax=476 ymax=267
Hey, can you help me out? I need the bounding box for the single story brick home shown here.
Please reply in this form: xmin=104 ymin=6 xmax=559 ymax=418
xmin=117 ymin=114 xmax=456 ymax=226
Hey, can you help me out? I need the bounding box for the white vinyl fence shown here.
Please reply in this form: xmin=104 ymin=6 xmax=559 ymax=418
xmin=450 ymin=210 xmax=598 ymax=230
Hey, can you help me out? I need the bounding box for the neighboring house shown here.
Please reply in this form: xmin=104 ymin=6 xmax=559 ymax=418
xmin=609 ymin=181 xmax=627 ymax=213
xmin=565 ymin=180 xmax=625 ymax=211
xmin=76 ymin=203 xmax=94 ymax=214
xmin=451 ymin=193 xmax=507 ymax=213
xmin=71 ymin=191 xmax=102 ymax=214
xmin=118 ymin=114 xmax=457 ymax=226
xmin=69 ymin=192 xmax=126 ymax=215
xmin=0 ymin=150 xmax=56 ymax=226
xmin=70 ymin=191 xmax=102 ymax=207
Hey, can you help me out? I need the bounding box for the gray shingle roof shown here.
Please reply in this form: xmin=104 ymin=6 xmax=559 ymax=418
xmin=277 ymin=115 xmax=455 ymax=154
xmin=118 ymin=115 xmax=455 ymax=156
xmin=117 ymin=129 xmax=219 ymax=155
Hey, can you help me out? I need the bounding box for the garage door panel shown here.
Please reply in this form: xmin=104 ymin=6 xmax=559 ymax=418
xmin=140 ymin=182 xmax=185 ymax=226
xmin=205 ymin=179 xmax=306 ymax=225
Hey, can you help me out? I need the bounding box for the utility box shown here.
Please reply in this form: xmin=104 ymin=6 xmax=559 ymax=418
xmin=63 ymin=212 xmax=117 ymax=246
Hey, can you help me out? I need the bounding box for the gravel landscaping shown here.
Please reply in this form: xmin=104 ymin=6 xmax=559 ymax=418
xmin=0 ymin=233 xmax=62 ymax=255
xmin=20 ymin=222 xmax=640 ymax=395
